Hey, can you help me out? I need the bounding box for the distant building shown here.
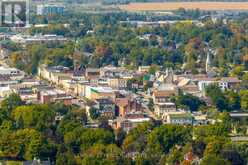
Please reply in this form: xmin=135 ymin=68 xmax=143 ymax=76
xmin=38 ymin=88 xmax=73 ymax=105
xmin=38 ymin=65 xmax=72 ymax=85
xmin=108 ymin=78 xmax=127 ymax=89
xmin=110 ymin=113 xmax=150 ymax=132
xmin=0 ymin=66 xmax=25 ymax=81
xmin=153 ymin=89 xmax=177 ymax=117
xmin=219 ymin=77 xmax=241 ymax=91
xmin=94 ymin=98 xmax=116 ymax=118
xmin=164 ymin=112 xmax=193 ymax=125
xmin=138 ymin=66 xmax=151 ymax=73
xmin=10 ymin=34 xmax=67 ymax=44
xmin=85 ymin=68 xmax=100 ymax=80
xmin=37 ymin=4 xmax=65 ymax=15
xmin=85 ymin=86 xmax=116 ymax=100
xmin=100 ymin=66 xmax=129 ymax=78
xmin=115 ymin=97 xmax=142 ymax=117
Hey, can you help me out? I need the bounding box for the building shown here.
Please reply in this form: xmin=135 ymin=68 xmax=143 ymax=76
xmin=155 ymin=102 xmax=177 ymax=117
xmin=0 ymin=66 xmax=25 ymax=80
xmin=85 ymin=68 xmax=100 ymax=80
xmin=153 ymin=90 xmax=176 ymax=104
xmin=38 ymin=65 xmax=72 ymax=85
xmin=115 ymin=97 xmax=142 ymax=117
xmin=164 ymin=112 xmax=193 ymax=125
xmin=0 ymin=47 xmax=9 ymax=59
xmin=37 ymin=4 xmax=65 ymax=15
xmin=138 ymin=66 xmax=151 ymax=73
xmin=0 ymin=86 xmax=13 ymax=97
xmin=0 ymin=75 xmax=19 ymax=86
xmin=94 ymin=98 xmax=116 ymax=118
xmin=197 ymin=77 xmax=217 ymax=95
xmin=85 ymin=86 xmax=116 ymax=100
xmin=219 ymin=77 xmax=241 ymax=90
xmin=155 ymin=68 xmax=175 ymax=84
xmin=38 ymin=88 xmax=73 ymax=105
xmin=193 ymin=114 xmax=208 ymax=125
xmin=10 ymin=34 xmax=67 ymax=44
xmin=18 ymin=88 xmax=38 ymax=103
xmin=153 ymin=89 xmax=177 ymax=117
xmin=111 ymin=113 xmax=150 ymax=132
xmin=100 ymin=66 xmax=128 ymax=78
xmin=177 ymin=78 xmax=202 ymax=97
xmin=108 ymin=78 xmax=127 ymax=89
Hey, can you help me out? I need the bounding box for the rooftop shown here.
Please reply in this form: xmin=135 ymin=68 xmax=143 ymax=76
xmin=169 ymin=113 xmax=193 ymax=119
xmin=90 ymin=86 xmax=114 ymax=93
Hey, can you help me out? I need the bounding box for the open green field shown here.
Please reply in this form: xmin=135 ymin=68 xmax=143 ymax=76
xmin=119 ymin=2 xmax=248 ymax=11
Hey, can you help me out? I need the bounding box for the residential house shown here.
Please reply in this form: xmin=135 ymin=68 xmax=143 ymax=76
xmin=197 ymin=77 xmax=217 ymax=95
xmin=164 ymin=112 xmax=193 ymax=125
xmin=219 ymin=77 xmax=241 ymax=90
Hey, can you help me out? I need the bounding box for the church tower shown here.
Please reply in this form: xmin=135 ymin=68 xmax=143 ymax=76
xmin=164 ymin=68 xmax=174 ymax=84
xmin=206 ymin=52 xmax=211 ymax=73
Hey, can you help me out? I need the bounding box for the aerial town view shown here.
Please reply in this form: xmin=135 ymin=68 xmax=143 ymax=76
xmin=0 ymin=0 xmax=248 ymax=164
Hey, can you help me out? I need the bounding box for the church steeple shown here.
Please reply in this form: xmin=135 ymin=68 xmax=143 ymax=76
xmin=164 ymin=68 xmax=174 ymax=84
xmin=206 ymin=51 xmax=211 ymax=73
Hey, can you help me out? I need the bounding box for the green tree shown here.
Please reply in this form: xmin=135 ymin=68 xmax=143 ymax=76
xmin=205 ymin=85 xmax=228 ymax=111
xmin=11 ymin=105 xmax=55 ymax=130
xmin=82 ymin=144 xmax=126 ymax=165
xmin=0 ymin=129 xmax=43 ymax=160
xmin=201 ymin=154 xmax=231 ymax=165
xmin=176 ymin=93 xmax=205 ymax=112
xmin=1 ymin=94 xmax=24 ymax=113
xmin=147 ymin=125 xmax=192 ymax=154
xmin=240 ymin=90 xmax=248 ymax=111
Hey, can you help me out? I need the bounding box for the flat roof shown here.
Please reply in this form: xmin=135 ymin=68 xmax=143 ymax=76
xmin=230 ymin=113 xmax=248 ymax=117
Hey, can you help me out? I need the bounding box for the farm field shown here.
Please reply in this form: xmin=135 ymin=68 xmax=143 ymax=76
xmin=118 ymin=2 xmax=248 ymax=11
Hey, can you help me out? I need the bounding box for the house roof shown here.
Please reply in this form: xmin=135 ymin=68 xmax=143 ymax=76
xmin=177 ymin=78 xmax=191 ymax=87
xmin=220 ymin=77 xmax=241 ymax=83
xmin=153 ymin=90 xmax=176 ymax=97
xmin=95 ymin=98 xmax=114 ymax=104
xmin=169 ymin=113 xmax=193 ymax=119
xmin=180 ymin=84 xmax=199 ymax=93
xmin=115 ymin=98 xmax=129 ymax=107
xmin=86 ymin=68 xmax=100 ymax=72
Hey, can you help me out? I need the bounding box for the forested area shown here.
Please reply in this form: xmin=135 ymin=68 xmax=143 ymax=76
xmin=9 ymin=12 xmax=248 ymax=77
xmin=0 ymin=94 xmax=247 ymax=165
xmin=1 ymin=10 xmax=248 ymax=165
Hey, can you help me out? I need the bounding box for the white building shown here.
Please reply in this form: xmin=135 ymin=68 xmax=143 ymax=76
xmin=164 ymin=112 xmax=193 ymax=125
xmin=37 ymin=4 xmax=65 ymax=15
xmin=10 ymin=34 xmax=67 ymax=44
xmin=0 ymin=66 xmax=25 ymax=80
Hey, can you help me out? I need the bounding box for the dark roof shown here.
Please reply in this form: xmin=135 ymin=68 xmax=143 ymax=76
xmin=23 ymin=160 xmax=50 ymax=165
xmin=95 ymin=98 xmax=114 ymax=104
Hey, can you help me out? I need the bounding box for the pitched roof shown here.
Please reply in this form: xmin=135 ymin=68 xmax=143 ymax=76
xmin=153 ymin=90 xmax=176 ymax=97
xmin=115 ymin=98 xmax=129 ymax=107
xmin=220 ymin=77 xmax=241 ymax=83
